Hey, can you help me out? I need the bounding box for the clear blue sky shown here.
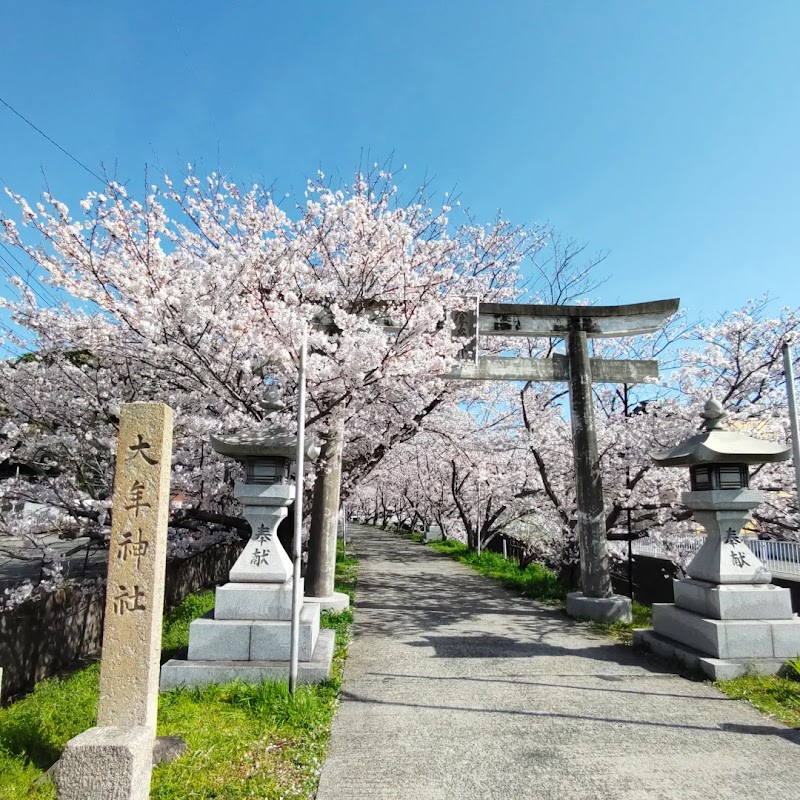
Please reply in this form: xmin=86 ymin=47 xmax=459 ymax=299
xmin=1 ymin=0 xmax=798 ymax=320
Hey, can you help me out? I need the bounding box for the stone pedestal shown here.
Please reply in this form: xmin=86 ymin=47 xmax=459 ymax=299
xmin=635 ymin=578 xmax=800 ymax=679
xmin=635 ymin=489 xmax=800 ymax=679
xmin=304 ymin=591 xmax=351 ymax=612
xmin=160 ymin=483 xmax=333 ymax=690
xmin=566 ymin=591 xmax=632 ymax=623
xmin=57 ymin=726 xmax=154 ymax=800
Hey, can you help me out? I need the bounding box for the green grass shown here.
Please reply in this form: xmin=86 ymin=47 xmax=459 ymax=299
xmin=716 ymin=673 xmax=800 ymax=728
xmin=429 ymin=539 xmax=567 ymax=605
xmin=0 ymin=543 xmax=357 ymax=800
xmin=586 ymin=602 xmax=653 ymax=644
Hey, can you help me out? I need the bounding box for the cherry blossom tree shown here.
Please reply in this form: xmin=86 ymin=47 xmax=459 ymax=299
xmin=0 ymin=165 xmax=544 ymax=598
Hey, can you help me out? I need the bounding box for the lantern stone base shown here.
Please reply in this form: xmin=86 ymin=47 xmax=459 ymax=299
xmin=214 ymin=580 xmax=299 ymax=621
xmin=160 ymin=629 xmax=336 ymax=690
xmin=304 ymin=591 xmax=351 ymax=612
xmin=159 ymin=578 xmax=333 ymax=691
xmin=633 ymin=628 xmax=788 ymax=680
xmin=652 ymin=604 xmax=800 ymax=659
xmin=188 ymin=602 xmax=320 ymax=661
xmin=673 ymin=578 xmax=793 ymax=620
xmin=566 ymin=592 xmax=632 ymax=623
xmin=635 ymin=577 xmax=800 ymax=679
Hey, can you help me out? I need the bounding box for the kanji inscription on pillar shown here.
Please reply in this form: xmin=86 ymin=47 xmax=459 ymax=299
xmin=97 ymin=402 xmax=173 ymax=730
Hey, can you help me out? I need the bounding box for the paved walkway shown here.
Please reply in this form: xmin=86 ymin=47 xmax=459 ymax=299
xmin=316 ymin=525 xmax=800 ymax=800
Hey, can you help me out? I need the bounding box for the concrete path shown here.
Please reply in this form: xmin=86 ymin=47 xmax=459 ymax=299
xmin=316 ymin=525 xmax=800 ymax=800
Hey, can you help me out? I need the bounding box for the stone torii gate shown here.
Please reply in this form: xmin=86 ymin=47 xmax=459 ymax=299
xmin=445 ymin=298 xmax=680 ymax=623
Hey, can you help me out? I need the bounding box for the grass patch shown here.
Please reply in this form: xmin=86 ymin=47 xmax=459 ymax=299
xmin=716 ymin=673 xmax=800 ymax=728
xmin=0 ymin=545 xmax=357 ymax=800
xmin=586 ymin=602 xmax=652 ymax=644
xmin=429 ymin=540 xmax=567 ymax=605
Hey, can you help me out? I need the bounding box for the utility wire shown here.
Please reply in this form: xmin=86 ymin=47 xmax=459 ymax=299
xmin=0 ymin=245 xmax=60 ymax=305
xmin=0 ymin=94 xmax=105 ymax=184
xmin=0 ymin=250 xmax=59 ymax=308
xmin=0 ymin=96 xmax=100 ymax=309
xmin=0 ymin=311 xmax=32 ymax=355
xmin=0 ymin=240 xmax=61 ymax=307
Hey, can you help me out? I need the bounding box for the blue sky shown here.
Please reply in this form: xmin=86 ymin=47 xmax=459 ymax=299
xmin=1 ymin=1 xmax=798 ymax=323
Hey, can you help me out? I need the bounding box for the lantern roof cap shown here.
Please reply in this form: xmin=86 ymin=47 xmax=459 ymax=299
xmin=210 ymin=424 xmax=319 ymax=462
xmin=651 ymin=398 xmax=791 ymax=467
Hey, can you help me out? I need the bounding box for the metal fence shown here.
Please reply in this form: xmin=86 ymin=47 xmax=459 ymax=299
xmin=630 ymin=536 xmax=704 ymax=559
xmin=631 ymin=535 xmax=800 ymax=577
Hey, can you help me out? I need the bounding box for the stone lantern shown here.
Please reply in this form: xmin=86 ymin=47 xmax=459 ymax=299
xmin=634 ymin=399 xmax=799 ymax=679
xmin=208 ymin=425 xmax=319 ymax=584
xmin=160 ymin=417 xmax=335 ymax=690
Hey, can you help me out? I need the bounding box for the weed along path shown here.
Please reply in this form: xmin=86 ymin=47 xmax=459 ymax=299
xmin=316 ymin=526 xmax=800 ymax=800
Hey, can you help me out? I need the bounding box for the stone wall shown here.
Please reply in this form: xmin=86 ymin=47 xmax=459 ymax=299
xmin=0 ymin=540 xmax=242 ymax=702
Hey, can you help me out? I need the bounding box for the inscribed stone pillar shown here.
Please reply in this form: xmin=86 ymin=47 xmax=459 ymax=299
xmin=566 ymin=328 xmax=612 ymax=599
xmin=97 ymin=402 xmax=173 ymax=729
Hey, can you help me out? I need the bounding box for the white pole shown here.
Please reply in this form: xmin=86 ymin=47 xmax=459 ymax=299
xmin=341 ymin=502 xmax=347 ymax=557
xmin=289 ymin=326 xmax=308 ymax=696
xmin=476 ymin=477 xmax=481 ymax=556
xmin=784 ymin=342 xmax=800 ymax=505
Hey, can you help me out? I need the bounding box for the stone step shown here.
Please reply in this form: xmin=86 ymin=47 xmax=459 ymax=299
xmin=652 ymin=603 xmax=800 ymax=659
xmin=634 ymin=628 xmax=787 ymax=681
xmin=160 ymin=629 xmax=335 ymax=691
xmin=187 ymin=601 xmax=320 ymax=661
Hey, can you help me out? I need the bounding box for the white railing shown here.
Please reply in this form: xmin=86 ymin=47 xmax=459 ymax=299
xmin=632 ymin=536 xmax=800 ymax=577
xmin=631 ymin=536 xmax=704 ymax=559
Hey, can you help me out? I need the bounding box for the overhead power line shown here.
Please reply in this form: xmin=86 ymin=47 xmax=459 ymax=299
xmin=0 ymin=247 xmax=60 ymax=307
xmin=0 ymin=94 xmax=105 ymax=184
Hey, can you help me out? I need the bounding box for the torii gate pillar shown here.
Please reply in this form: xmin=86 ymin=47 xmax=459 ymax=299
xmin=567 ymin=325 xmax=612 ymax=600
xmin=446 ymin=298 xmax=680 ymax=623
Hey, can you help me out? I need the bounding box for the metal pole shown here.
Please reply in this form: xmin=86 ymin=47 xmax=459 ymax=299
xmin=474 ymin=294 xmax=480 ymax=366
xmin=783 ymin=342 xmax=800 ymax=504
xmin=342 ymin=502 xmax=347 ymax=558
xmin=476 ymin=477 xmax=481 ymax=556
xmin=289 ymin=326 xmax=308 ymax=696
xmin=627 ymin=536 xmax=633 ymax=601
xmin=627 ymin=508 xmax=633 ymax=600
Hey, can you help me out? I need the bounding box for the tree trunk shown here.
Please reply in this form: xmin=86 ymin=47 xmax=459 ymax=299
xmin=306 ymin=419 xmax=344 ymax=598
